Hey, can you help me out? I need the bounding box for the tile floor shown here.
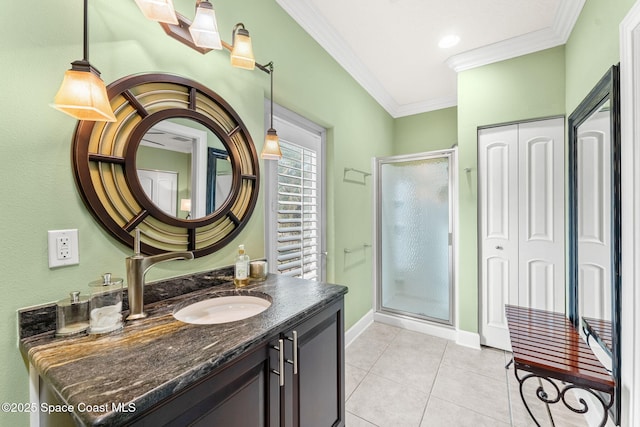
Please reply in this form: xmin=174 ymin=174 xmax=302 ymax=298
xmin=345 ymin=322 xmax=591 ymax=427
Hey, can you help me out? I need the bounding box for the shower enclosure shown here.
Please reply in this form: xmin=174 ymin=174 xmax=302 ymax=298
xmin=374 ymin=150 xmax=456 ymax=325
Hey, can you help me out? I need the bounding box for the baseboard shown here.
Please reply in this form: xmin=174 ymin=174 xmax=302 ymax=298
xmin=345 ymin=310 xmax=374 ymax=348
xmin=456 ymin=330 xmax=481 ymax=349
xmin=349 ymin=310 xmax=482 ymax=350
xmin=373 ymin=312 xmax=458 ymax=341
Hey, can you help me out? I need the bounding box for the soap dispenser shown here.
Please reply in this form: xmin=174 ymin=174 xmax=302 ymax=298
xmin=234 ymin=245 xmax=250 ymax=287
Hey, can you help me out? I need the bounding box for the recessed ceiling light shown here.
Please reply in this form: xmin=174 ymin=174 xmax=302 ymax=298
xmin=438 ymin=35 xmax=460 ymax=49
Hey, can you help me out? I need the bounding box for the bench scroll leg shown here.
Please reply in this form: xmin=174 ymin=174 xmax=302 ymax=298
xmin=559 ymin=385 xmax=614 ymax=427
xmin=514 ymin=367 xmax=614 ymax=427
xmin=515 ymin=370 xmax=560 ymax=427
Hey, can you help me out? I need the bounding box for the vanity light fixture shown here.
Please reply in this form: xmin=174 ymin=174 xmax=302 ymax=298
xmin=133 ymin=0 xmax=178 ymax=25
xmin=180 ymin=198 xmax=192 ymax=219
xmin=189 ymin=0 xmax=222 ymax=50
xmin=260 ymin=62 xmax=282 ymax=160
xmin=51 ymin=0 xmax=116 ymax=122
xmin=137 ymin=7 xmax=278 ymax=158
xmin=230 ymin=23 xmax=255 ymax=70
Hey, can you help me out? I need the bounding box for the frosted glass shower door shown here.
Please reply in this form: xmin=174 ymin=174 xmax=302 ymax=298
xmin=376 ymin=151 xmax=454 ymax=325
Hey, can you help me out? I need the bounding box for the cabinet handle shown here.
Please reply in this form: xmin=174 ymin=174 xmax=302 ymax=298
xmin=271 ymin=339 xmax=285 ymax=387
xmin=496 ymin=245 xmax=504 ymax=250
xmin=286 ymin=331 xmax=298 ymax=375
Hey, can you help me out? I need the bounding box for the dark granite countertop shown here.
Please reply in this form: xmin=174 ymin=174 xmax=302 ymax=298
xmin=20 ymin=274 xmax=347 ymax=426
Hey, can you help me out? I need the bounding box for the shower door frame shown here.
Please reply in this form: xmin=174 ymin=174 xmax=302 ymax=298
xmin=373 ymin=149 xmax=458 ymax=326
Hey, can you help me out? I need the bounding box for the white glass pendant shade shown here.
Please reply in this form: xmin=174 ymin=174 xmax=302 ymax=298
xmin=52 ymin=65 xmax=116 ymax=122
xmin=230 ymin=30 xmax=255 ymax=70
xmin=189 ymin=2 xmax=222 ymax=50
xmin=134 ymin=0 xmax=178 ymax=25
xmin=261 ymin=128 xmax=282 ymax=160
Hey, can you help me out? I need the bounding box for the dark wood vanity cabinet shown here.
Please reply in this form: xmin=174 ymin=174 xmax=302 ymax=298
xmin=128 ymin=340 xmax=279 ymax=427
xmin=280 ymin=298 xmax=345 ymax=427
xmin=128 ymin=297 xmax=344 ymax=427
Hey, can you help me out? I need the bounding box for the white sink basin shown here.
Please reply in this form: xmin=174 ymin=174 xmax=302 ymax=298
xmin=173 ymin=295 xmax=271 ymax=325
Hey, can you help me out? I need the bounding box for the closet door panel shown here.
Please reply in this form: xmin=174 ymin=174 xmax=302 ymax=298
xmin=479 ymin=125 xmax=518 ymax=349
xmin=480 ymin=118 xmax=565 ymax=350
xmin=518 ymin=118 xmax=565 ymax=313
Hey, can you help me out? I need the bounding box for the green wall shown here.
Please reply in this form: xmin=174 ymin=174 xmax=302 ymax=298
xmin=393 ymin=107 xmax=458 ymax=155
xmin=566 ymin=0 xmax=637 ymax=112
xmin=456 ymin=46 xmax=566 ymax=332
xmin=391 ymin=47 xmax=567 ymax=333
xmin=0 ymin=0 xmax=393 ymax=423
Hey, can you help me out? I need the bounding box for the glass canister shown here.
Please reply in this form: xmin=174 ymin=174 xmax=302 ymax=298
xmin=56 ymin=291 xmax=90 ymax=337
xmin=88 ymin=273 xmax=124 ymax=334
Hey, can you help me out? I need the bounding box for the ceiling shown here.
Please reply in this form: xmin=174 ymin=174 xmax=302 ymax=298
xmin=276 ymin=0 xmax=585 ymax=118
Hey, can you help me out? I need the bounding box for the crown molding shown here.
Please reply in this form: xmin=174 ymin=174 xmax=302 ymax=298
xmin=276 ymin=0 xmax=584 ymax=117
xmin=395 ymin=95 xmax=458 ymax=118
xmin=447 ymin=0 xmax=585 ymax=72
xmin=275 ymin=0 xmax=401 ymax=116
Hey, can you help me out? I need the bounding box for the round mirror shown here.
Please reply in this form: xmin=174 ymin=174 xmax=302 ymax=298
xmin=72 ymin=73 xmax=260 ymax=257
xmin=136 ymin=118 xmax=233 ymax=220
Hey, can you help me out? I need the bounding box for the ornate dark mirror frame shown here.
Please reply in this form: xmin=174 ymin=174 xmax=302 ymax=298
xmin=72 ymin=73 xmax=260 ymax=258
xmin=568 ymin=64 xmax=621 ymax=424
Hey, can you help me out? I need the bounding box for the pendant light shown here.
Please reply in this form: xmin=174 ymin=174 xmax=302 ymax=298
xmin=189 ymin=0 xmax=222 ymax=50
xmin=133 ymin=0 xmax=178 ymax=25
xmin=230 ymin=23 xmax=255 ymax=70
xmin=261 ymin=62 xmax=282 ymax=160
xmin=52 ymin=0 xmax=116 ymax=122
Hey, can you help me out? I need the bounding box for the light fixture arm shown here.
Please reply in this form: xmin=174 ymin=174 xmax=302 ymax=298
xmin=51 ymin=0 xmax=116 ymax=121
xmin=258 ymin=61 xmax=275 ymax=128
xmin=231 ymin=23 xmax=247 ymax=46
xmin=73 ymin=0 xmax=98 ymax=74
xmin=82 ymin=0 xmax=89 ymax=61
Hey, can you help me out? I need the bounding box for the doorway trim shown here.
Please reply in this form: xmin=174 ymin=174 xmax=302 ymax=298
xmin=620 ymin=4 xmax=640 ymax=425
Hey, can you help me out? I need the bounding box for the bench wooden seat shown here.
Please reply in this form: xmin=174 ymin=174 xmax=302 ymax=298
xmin=505 ymin=305 xmax=615 ymax=427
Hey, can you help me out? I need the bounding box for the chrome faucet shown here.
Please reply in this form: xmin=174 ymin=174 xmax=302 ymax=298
xmin=125 ymin=229 xmax=194 ymax=320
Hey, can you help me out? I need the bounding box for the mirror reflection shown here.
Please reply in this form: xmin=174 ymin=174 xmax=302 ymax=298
xmin=136 ymin=119 xmax=232 ymax=220
xmin=575 ymin=99 xmax=613 ymax=356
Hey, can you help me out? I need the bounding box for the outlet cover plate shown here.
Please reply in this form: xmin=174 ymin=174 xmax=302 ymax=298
xmin=48 ymin=229 xmax=79 ymax=268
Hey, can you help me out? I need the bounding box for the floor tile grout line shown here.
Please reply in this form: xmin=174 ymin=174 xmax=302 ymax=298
xmin=349 ymin=322 xmax=521 ymax=427
xmin=346 ymin=410 xmax=381 ymax=427
xmin=504 ymin=350 xmax=517 ymax=427
xmin=345 ymin=324 xmax=408 ymax=426
xmin=417 ymin=340 xmax=447 ymax=426
xmin=420 ymin=341 xmax=513 ymax=427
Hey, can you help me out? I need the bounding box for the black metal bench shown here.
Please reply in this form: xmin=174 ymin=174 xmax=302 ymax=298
xmin=505 ymin=305 xmax=615 ymax=427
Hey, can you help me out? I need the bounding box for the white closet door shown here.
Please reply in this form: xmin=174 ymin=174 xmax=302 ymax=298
xmin=479 ymin=124 xmax=519 ymax=349
xmin=479 ymin=118 xmax=565 ymax=350
xmin=517 ymin=118 xmax=565 ymax=312
xmin=576 ymin=112 xmax=612 ymax=320
xmin=137 ymin=169 xmax=178 ymax=216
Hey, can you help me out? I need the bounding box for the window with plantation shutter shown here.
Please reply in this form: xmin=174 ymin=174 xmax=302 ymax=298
xmin=265 ymin=107 xmax=325 ymax=281
xmin=276 ymin=141 xmax=319 ymax=278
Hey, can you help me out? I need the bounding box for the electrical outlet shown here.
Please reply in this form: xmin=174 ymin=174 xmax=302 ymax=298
xmin=48 ymin=229 xmax=79 ymax=268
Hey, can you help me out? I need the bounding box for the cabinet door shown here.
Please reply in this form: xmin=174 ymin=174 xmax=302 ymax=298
xmin=283 ymin=299 xmax=345 ymax=427
xmin=129 ymin=340 xmax=280 ymax=427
